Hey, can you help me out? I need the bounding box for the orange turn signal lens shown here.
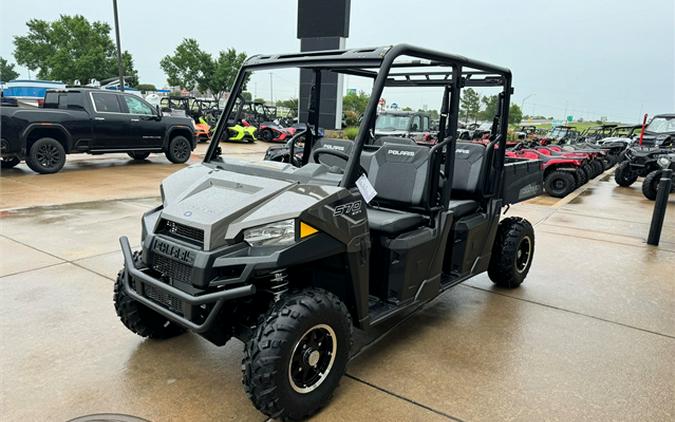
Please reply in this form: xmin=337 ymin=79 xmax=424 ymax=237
xmin=299 ymin=222 xmax=318 ymax=239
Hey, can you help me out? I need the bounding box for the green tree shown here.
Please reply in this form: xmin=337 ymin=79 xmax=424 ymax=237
xmin=160 ymin=38 xmax=208 ymax=91
xmin=0 ymin=57 xmax=20 ymax=81
xmin=508 ymin=104 xmax=523 ymax=124
xmin=135 ymin=83 xmax=156 ymax=92
xmin=161 ymin=40 xmax=247 ymax=101
xmin=479 ymin=95 xmax=498 ymax=121
xmin=241 ymin=91 xmax=252 ymax=101
xmin=402 ymin=106 xmax=413 ymax=111
xmin=343 ymin=90 xmax=370 ymax=115
xmin=200 ymin=48 xmax=247 ymax=101
xmin=13 ymin=15 xmax=138 ymax=85
xmin=460 ymin=88 xmax=481 ymax=122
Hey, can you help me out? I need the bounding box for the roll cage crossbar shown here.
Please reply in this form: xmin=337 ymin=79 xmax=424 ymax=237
xmin=205 ymin=44 xmax=513 ymax=208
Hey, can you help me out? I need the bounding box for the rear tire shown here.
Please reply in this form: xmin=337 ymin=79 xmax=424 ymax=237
xmin=113 ymin=252 xmax=187 ymax=339
xmin=544 ymin=170 xmax=576 ymax=198
xmin=488 ymin=217 xmax=535 ymax=288
xmin=243 ymin=288 xmax=352 ymax=421
xmin=591 ymin=159 xmax=604 ymax=177
xmin=641 ymin=170 xmax=662 ymax=200
xmin=614 ymin=161 xmax=638 ymax=187
xmin=165 ymin=136 xmax=192 ymax=164
xmin=1 ymin=157 xmax=20 ymax=169
xmin=128 ymin=151 xmax=151 ymax=160
xmin=26 ymin=137 xmax=66 ymax=174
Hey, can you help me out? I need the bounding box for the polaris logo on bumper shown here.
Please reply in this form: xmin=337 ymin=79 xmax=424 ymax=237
xmin=387 ymin=150 xmax=415 ymax=157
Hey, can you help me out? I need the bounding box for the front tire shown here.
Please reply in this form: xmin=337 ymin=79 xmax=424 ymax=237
xmin=165 ymin=136 xmax=192 ymax=164
xmin=26 ymin=137 xmax=66 ymax=174
xmin=113 ymin=253 xmax=187 ymax=339
xmin=544 ymin=170 xmax=576 ymax=198
xmin=1 ymin=157 xmax=20 ymax=169
xmin=260 ymin=128 xmax=274 ymax=142
xmin=641 ymin=170 xmax=662 ymax=200
xmin=614 ymin=161 xmax=638 ymax=187
xmin=488 ymin=217 xmax=535 ymax=288
xmin=243 ymin=288 xmax=352 ymax=421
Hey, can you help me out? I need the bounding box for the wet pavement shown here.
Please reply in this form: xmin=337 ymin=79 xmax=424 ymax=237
xmin=1 ymin=148 xmax=674 ymax=421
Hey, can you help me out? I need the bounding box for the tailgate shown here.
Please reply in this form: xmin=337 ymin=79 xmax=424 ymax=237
xmin=501 ymin=158 xmax=544 ymax=204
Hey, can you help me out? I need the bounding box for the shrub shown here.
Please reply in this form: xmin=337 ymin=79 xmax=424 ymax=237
xmin=344 ymin=127 xmax=359 ymax=140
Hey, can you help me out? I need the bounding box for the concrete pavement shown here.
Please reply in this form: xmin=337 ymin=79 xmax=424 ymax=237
xmin=1 ymin=146 xmax=673 ymax=421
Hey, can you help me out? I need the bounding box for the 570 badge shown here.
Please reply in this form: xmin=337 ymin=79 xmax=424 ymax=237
xmin=333 ymin=200 xmax=363 ymax=217
xmin=153 ymin=238 xmax=196 ymax=264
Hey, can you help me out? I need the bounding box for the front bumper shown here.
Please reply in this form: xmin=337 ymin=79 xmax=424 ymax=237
xmin=119 ymin=236 xmax=256 ymax=333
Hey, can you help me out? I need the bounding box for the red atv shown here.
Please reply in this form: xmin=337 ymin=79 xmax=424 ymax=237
xmin=534 ymin=146 xmax=605 ymax=179
xmin=507 ymin=146 xmax=587 ymax=197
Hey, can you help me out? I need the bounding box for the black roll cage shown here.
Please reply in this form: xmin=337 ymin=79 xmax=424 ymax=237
xmin=205 ymin=44 xmax=513 ymax=209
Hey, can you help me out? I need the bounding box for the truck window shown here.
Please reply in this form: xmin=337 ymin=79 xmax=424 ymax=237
xmin=92 ymin=92 xmax=122 ymax=113
xmin=124 ymin=95 xmax=154 ymax=115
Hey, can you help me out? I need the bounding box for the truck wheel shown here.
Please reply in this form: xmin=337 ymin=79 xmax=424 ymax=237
xmin=113 ymin=252 xmax=186 ymax=339
xmin=591 ymin=159 xmax=605 ymax=177
xmin=544 ymin=171 xmax=575 ymax=198
xmin=488 ymin=217 xmax=535 ymax=288
xmin=26 ymin=137 xmax=66 ymax=174
xmin=582 ymin=163 xmax=594 ymax=179
xmin=1 ymin=157 xmax=20 ymax=169
xmin=165 ymin=136 xmax=192 ymax=163
xmin=614 ymin=161 xmax=638 ymax=187
xmin=641 ymin=170 xmax=662 ymax=201
xmin=243 ymin=288 xmax=352 ymax=421
xmin=128 ymin=152 xmax=151 ymax=160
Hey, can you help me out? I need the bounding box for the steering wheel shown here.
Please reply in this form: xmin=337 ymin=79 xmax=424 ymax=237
xmin=312 ymin=148 xmax=368 ymax=176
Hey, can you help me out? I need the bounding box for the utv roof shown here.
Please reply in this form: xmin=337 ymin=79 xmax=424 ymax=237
xmin=653 ymin=114 xmax=675 ymax=118
xmin=244 ymin=44 xmax=511 ymax=88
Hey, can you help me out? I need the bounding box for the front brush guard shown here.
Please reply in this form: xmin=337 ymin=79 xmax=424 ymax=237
xmin=119 ymin=236 xmax=255 ymax=333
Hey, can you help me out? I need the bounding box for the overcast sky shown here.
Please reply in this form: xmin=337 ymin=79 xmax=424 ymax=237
xmin=1 ymin=0 xmax=673 ymax=122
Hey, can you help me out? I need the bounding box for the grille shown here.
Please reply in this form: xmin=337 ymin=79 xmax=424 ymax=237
xmin=143 ymin=284 xmax=184 ymax=314
xmin=159 ymin=219 xmax=204 ymax=246
xmin=152 ymin=254 xmax=193 ymax=284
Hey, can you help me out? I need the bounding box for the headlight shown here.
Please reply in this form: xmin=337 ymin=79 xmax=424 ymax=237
xmin=244 ymin=219 xmax=295 ymax=247
xmin=657 ymin=156 xmax=671 ymax=169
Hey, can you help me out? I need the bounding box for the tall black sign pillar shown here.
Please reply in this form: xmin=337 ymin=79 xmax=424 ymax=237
xmin=297 ymin=0 xmax=351 ymax=129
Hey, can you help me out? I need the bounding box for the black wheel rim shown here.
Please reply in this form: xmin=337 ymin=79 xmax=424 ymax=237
xmin=516 ymin=236 xmax=532 ymax=273
xmin=36 ymin=143 xmax=61 ymax=168
xmin=552 ymin=178 xmax=566 ymax=191
xmin=288 ymin=324 xmax=337 ymax=394
xmin=172 ymin=140 xmax=190 ymax=161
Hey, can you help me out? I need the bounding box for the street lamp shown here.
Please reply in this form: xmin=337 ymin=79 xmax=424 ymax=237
xmin=521 ymin=93 xmax=535 ymax=111
xmin=112 ymin=0 xmax=125 ymax=91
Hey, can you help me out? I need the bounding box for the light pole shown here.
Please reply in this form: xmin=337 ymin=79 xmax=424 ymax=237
xmin=269 ymin=72 xmax=274 ymax=104
xmin=112 ymin=0 xmax=125 ymax=91
xmin=521 ymin=93 xmax=535 ymax=113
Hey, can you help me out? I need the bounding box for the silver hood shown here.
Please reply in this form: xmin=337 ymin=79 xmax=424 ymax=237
xmin=157 ymin=164 xmax=341 ymax=250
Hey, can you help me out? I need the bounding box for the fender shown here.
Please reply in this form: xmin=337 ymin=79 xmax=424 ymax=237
xmin=164 ymin=125 xmax=195 ymax=149
xmin=21 ymin=123 xmax=74 ymax=153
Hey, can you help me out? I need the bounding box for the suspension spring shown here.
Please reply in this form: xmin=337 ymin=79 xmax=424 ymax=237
xmin=265 ymin=269 xmax=289 ymax=301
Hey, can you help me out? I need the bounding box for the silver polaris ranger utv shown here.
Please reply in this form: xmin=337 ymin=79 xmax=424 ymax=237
xmin=115 ymin=45 xmax=543 ymax=420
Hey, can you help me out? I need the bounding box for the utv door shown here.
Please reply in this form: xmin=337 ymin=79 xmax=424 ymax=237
xmin=121 ymin=94 xmax=164 ymax=149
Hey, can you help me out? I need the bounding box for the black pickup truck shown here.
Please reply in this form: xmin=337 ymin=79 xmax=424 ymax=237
xmin=1 ymin=88 xmax=196 ymax=174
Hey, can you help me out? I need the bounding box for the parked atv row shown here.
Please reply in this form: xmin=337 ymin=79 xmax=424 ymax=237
xmin=613 ymin=114 xmax=674 ymax=200
xmin=506 ymin=140 xmax=612 ymax=197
